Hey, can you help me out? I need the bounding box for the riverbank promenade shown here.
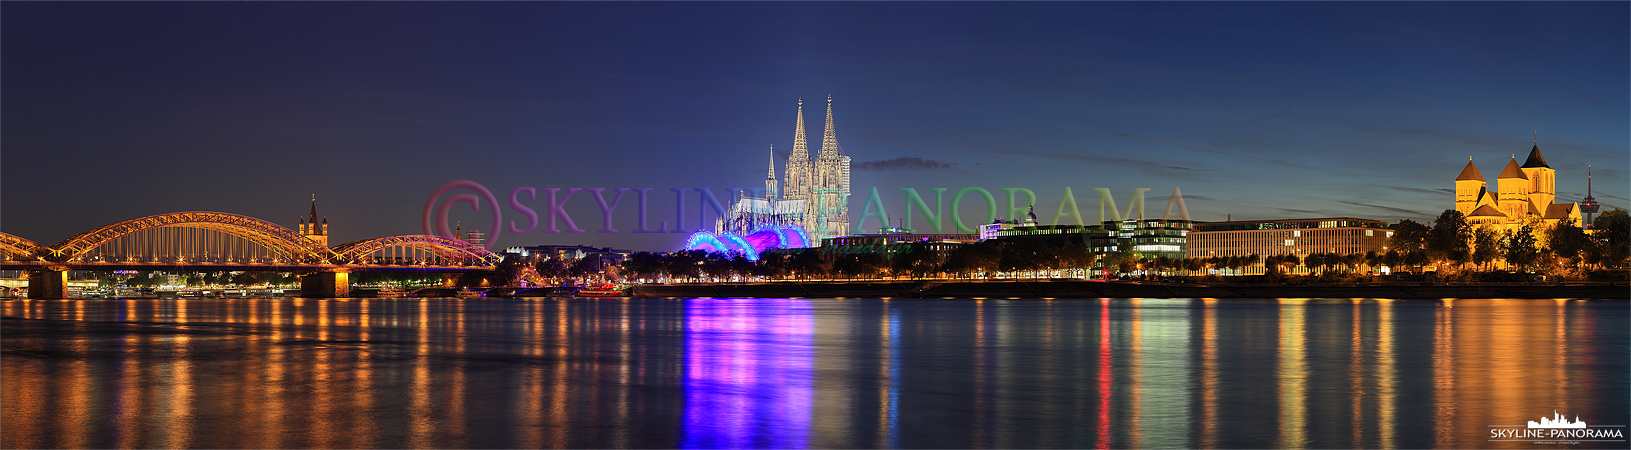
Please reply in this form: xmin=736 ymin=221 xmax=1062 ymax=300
xmin=634 ymin=279 xmax=1630 ymax=299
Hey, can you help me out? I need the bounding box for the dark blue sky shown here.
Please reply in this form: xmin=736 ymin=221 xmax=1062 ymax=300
xmin=4 ymin=2 xmax=1626 ymax=252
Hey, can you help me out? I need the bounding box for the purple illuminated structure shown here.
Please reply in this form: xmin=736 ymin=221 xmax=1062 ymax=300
xmin=682 ymin=224 xmax=811 ymax=261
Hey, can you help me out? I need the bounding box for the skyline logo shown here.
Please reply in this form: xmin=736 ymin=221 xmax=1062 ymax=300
xmin=423 ymin=180 xmax=1194 ymax=250
xmin=1529 ymin=411 xmax=1587 ymax=429
xmin=1489 ymin=410 xmax=1625 ymax=445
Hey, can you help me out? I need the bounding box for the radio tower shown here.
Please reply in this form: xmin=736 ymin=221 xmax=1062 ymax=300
xmin=1580 ymin=165 xmax=1600 ymax=228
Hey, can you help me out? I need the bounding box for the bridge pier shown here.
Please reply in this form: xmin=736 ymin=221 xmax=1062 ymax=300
xmin=300 ymin=272 xmax=350 ymax=298
xmin=27 ymin=270 xmax=67 ymax=299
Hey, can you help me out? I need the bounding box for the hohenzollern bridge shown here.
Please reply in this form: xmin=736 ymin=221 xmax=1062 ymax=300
xmin=1 ymin=206 xmax=498 ymax=299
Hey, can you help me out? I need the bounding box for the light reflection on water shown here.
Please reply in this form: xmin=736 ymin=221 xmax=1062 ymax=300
xmin=682 ymin=299 xmax=813 ymax=448
xmin=2 ymin=297 xmax=1626 ymax=449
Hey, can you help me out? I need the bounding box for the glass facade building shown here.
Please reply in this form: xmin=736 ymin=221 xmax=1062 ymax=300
xmin=977 ymin=219 xmax=1191 ymax=260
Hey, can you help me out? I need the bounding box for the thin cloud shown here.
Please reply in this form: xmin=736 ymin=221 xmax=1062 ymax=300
xmin=1386 ymin=186 xmax=1454 ymax=196
xmin=853 ymin=156 xmax=957 ymax=171
xmin=1156 ymin=193 xmax=1217 ymax=202
xmin=1066 ymin=125 xmax=1318 ymax=170
xmin=1099 ymin=130 xmax=1235 ymax=157
xmin=1355 ymin=125 xmax=1514 ymax=151
xmin=1593 ymin=202 xmax=1627 ymax=213
xmin=1337 ymin=200 xmax=1429 ymax=217
xmin=1004 ymin=150 xmax=1208 ymax=172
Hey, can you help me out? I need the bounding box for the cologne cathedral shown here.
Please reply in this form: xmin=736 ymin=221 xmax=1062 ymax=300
xmin=716 ymin=96 xmax=852 ymax=244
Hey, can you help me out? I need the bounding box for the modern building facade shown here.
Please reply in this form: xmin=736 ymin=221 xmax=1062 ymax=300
xmin=978 ymin=218 xmax=1191 ymax=260
xmin=819 ymin=232 xmax=978 ymax=262
xmin=1185 ymin=217 xmax=1392 ymax=263
xmin=453 ymin=224 xmax=485 ymax=248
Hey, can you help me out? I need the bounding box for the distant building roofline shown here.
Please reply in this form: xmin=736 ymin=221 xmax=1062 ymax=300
xmin=1191 ymin=217 xmax=1387 ymax=225
xmin=504 ymin=244 xmax=634 ymax=254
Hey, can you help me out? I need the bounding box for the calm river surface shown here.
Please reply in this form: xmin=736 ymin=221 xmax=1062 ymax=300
xmin=3 ymin=297 xmax=1626 ymax=449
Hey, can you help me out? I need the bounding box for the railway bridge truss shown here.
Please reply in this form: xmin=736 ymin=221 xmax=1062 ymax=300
xmin=2 ymin=211 xmax=500 ymax=298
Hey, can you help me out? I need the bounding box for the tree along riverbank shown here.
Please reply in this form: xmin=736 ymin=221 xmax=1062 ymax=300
xmin=631 ymin=279 xmax=1629 ymax=299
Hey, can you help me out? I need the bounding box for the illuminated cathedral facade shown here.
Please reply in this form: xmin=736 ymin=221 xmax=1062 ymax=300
xmin=1454 ymin=144 xmax=1581 ymax=233
xmin=717 ymin=96 xmax=852 ymax=244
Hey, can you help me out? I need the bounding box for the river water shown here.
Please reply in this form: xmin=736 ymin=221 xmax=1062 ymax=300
xmin=3 ymin=297 xmax=1626 ymax=449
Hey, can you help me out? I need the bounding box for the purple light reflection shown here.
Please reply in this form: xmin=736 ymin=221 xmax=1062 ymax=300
xmin=681 ymin=299 xmax=813 ymax=449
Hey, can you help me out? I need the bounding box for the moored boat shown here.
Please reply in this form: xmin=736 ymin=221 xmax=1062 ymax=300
xmin=576 ymin=284 xmax=629 ymax=298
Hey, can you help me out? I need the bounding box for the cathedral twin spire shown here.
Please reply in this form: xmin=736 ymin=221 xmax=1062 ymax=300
xmin=775 ymin=96 xmax=850 ymax=239
xmin=785 ymin=99 xmax=811 ymax=199
xmin=819 ymin=95 xmax=839 ymax=159
xmin=782 ymin=96 xmax=846 ymax=197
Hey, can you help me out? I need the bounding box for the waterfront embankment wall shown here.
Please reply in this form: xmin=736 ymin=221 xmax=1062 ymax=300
xmin=632 ymin=280 xmax=1630 ymax=299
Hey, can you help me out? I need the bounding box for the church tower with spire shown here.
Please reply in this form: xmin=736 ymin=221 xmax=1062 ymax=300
xmin=765 ymin=145 xmax=778 ymax=201
xmin=1454 ymin=158 xmax=1486 ymax=215
xmin=1520 ymin=144 xmax=1556 ymax=210
xmin=1454 ymin=139 xmax=1581 ymax=237
xmin=815 ymin=95 xmax=838 ymax=188
xmin=783 ymin=99 xmax=812 ymax=203
xmin=300 ymin=196 xmax=329 ymax=248
xmin=808 ymin=95 xmax=851 ymax=240
xmin=1497 ymin=156 xmax=1533 ymax=219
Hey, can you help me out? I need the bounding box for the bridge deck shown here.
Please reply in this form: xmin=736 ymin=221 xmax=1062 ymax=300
xmin=1 ymin=261 xmax=492 ymax=272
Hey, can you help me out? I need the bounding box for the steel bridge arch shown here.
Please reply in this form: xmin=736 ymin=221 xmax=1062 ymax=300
xmin=1 ymin=232 xmax=47 ymax=261
xmin=47 ymin=211 xmax=337 ymax=263
xmin=330 ymin=235 xmax=500 ymax=266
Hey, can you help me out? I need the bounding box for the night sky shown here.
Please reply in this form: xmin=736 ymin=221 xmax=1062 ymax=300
xmin=4 ymin=2 xmax=1626 ymax=252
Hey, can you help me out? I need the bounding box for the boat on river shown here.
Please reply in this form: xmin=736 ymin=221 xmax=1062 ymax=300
xmin=576 ymin=284 xmax=629 ymax=298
